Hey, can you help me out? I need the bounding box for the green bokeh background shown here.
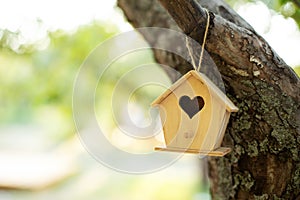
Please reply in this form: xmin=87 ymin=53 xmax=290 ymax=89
xmin=0 ymin=0 xmax=299 ymax=199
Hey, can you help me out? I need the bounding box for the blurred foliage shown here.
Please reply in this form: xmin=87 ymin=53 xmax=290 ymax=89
xmin=0 ymin=1 xmax=298 ymax=199
xmin=0 ymin=21 xmax=118 ymax=141
xmin=0 ymin=18 xmax=203 ymax=200
xmin=226 ymin=0 xmax=300 ymax=27
xmin=0 ymin=18 xmax=169 ymax=148
xmin=294 ymin=66 xmax=300 ymax=75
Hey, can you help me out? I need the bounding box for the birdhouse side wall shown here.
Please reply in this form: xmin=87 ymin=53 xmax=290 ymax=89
xmin=214 ymin=111 xmax=231 ymax=148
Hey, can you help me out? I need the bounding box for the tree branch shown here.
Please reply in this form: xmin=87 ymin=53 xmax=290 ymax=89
xmin=197 ymin=0 xmax=255 ymax=31
xmin=159 ymin=0 xmax=207 ymax=34
xmin=158 ymin=0 xmax=299 ymax=101
xmin=118 ymin=0 xmax=300 ymax=198
xmin=292 ymin=0 xmax=300 ymax=8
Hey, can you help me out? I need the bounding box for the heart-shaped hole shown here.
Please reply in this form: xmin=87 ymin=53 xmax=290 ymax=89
xmin=179 ymin=96 xmax=205 ymax=119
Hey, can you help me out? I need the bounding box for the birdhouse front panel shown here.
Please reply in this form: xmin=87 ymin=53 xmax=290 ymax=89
xmin=156 ymin=74 xmax=213 ymax=150
xmin=200 ymin=94 xmax=226 ymax=151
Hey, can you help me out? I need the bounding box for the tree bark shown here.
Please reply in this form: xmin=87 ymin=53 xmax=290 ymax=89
xmin=118 ymin=0 xmax=300 ymax=199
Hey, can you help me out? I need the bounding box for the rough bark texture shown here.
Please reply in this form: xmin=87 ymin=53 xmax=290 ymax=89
xmin=118 ymin=0 xmax=300 ymax=199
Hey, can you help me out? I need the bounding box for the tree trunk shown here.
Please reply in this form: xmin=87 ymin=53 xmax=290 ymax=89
xmin=117 ymin=0 xmax=300 ymax=199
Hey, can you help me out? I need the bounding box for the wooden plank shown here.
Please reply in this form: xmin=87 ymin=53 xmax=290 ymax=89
xmin=214 ymin=112 xmax=231 ymax=148
xmin=191 ymin=71 xmax=239 ymax=112
xmin=199 ymin=94 xmax=226 ymax=151
xmin=151 ymin=71 xmax=194 ymax=106
xmin=155 ymin=146 xmax=231 ymax=157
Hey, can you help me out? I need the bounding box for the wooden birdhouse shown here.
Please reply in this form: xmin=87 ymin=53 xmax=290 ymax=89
xmin=152 ymin=70 xmax=238 ymax=156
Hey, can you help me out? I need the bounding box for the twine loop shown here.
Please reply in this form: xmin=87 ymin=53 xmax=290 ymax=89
xmin=185 ymin=9 xmax=210 ymax=72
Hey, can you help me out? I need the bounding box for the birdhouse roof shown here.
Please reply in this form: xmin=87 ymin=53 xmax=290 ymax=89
xmin=151 ymin=70 xmax=238 ymax=112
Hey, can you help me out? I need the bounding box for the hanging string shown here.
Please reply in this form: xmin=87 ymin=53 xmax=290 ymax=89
xmin=185 ymin=9 xmax=210 ymax=72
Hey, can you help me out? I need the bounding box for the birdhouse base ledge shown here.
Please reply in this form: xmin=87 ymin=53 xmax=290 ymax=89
xmin=154 ymin=146 xmax=231 ymax=157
